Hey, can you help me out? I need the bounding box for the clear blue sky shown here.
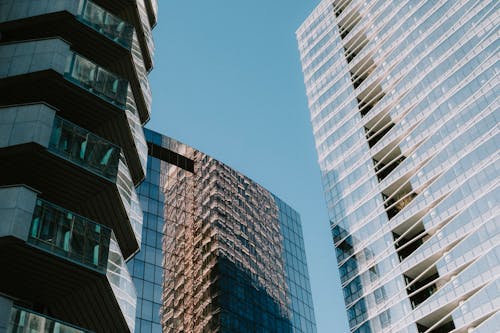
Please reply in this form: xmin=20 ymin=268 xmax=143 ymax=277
xmin=147 ymin=1 xmax=349 ymax=332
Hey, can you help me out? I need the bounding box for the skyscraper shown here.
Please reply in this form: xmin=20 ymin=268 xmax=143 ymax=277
xmin=297 ymin=1 xmax=499 ymax=332
xmin=129 ymin=129 xmax=317 ymax=333
xmin=0 ymin=1 xmax=156 ymax=332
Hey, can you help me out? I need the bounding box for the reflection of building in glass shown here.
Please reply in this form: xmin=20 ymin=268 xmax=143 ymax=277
xmin=297 ymin=1 xmax=499 ymax=332
xmin=130 ymin=129 xmax=317 ymax=332
xmin=0 ymin=1 xmax=157 ymax=332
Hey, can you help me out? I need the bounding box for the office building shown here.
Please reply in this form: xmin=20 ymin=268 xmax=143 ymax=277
xmin=0 ymin=1 xmax=156 ymax=332
xmin=297 ymin=0 xmax=498 ymax=332
xmin=129 ymin=129 xmax=317 ymax=333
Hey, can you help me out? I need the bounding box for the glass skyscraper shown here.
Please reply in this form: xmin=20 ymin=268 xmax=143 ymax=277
xmin=0 ymin=1 xmax=156 ymax=332
xmin=130 ymin=129 xmax=317 ymax=333
xmin=297 ymin=1 xmax=499 ymax=332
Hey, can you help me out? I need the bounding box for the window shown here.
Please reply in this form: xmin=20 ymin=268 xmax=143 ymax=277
xmin=344 ymin=277 xmax=363 ymax=304
xmin=379 ymin=309 xmax=391 ymax=328
xmin=374 ymin=286 xmax=386 ymax=304
xmin=347 ymin=299 xmax=368 ymax=327
xmin=368 ymin=265 xmax=379 ymax=282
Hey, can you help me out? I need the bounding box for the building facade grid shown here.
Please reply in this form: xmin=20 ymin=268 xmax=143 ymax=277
xmin=297 ymin=0 xmax=499 ymax=332
xmin=130 ymin=129 xmax=318 ymax=333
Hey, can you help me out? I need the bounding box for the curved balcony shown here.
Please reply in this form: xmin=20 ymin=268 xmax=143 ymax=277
xmin=0 ymin=104 xmax=142 ymax=258
xmin=78 ymin=0 xmax=134 ymax=49
xmin=65 ymin=52 xmax=129 ymax=108
xmin=0 ymin=189 xmax=136 ymax=332
xmin=0 ymin=0 xmax=151 ymax=123
xmin=92 ymin=0 xmax=155 ymax=71
xmin=0 ymin=38 xmax=147 ymax=183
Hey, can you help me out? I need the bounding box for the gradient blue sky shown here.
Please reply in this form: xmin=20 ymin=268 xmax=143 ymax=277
xmin=147 ymin=1 xmax=349 ymax=332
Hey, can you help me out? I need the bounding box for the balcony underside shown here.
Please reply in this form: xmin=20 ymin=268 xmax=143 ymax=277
xmin=0 ymin=11 xmax=150 ymax=124
xmin=0 ymin=70 xmax=145 ymax=185
xmin=0 ymin=236 xmax=130 ymax=333
xmin=0 ymin=143 xmax=139 ymax=258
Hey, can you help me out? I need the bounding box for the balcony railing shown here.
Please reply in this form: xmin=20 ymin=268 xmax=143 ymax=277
xmin=28 ymin=199 xmax=111 ymax=272
xmin=27 ymin=199 xmax=137 ymax=332
xmin=78 ymin=0 xmax=152 ymax=118
xmin=9 ymin=306 xmax=92 ymax=333
xmin=77 ymin=0 xmax=134 ymax=49
xmin=49 ymin=116 xmax=121 ymax=182
xmin=64 ymin=53 xmax=129 ymax=108
xmin=47 ymin=116 xmax=142 ymax=247
xmin=63 ymin=51 xmax=148 ymax=176
xmin=76 ymin=1 xmax=152 ymax=119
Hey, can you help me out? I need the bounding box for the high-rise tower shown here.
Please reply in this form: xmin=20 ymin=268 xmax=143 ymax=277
xmin=129 ymin=129 xmax=318 ymax=333
xmin=297 ymin=1 xmax=499 ymax=332
xmin=0 ymin=1 xmax=156 ymax=332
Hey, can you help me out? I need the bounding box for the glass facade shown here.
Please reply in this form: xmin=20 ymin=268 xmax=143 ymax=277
xmin=64 ymin=52 xmax=129 ymax=108
xmin=29 ymin=198 xmax=111 ymax=273
xmin=49 ymin=114 xmax=143 ymax=249
xmin=78 ymin=0 xmax=135 ymax=49
xmin=128 ymin=144 xmax=165 ymax=333
xmin=27 ymin=198 xmax=138 ymax=332
xmin=9 ymin=306 xmax=92 ymax=333
xmin=0 ymin=0 xmax=156 ymax=331
xmin=274 ymin=196 xmax=317 ymax=332
xmin=49 ymin=115 xmax=121 ymax=182
xmin=297 ymin=0 xmax=499 ymax=332
xmin=130 ymin=129 xmax=317 ymax=333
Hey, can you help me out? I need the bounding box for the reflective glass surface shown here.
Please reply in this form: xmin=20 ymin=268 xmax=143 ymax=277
xmin=125 ymin=87 xmax=148 ymax=174
xmin=297 ymin=0 xmax=499 ymax=332
xmin=9 ymin=306 xmax=92 ymax=333
xmin=64 ymin=53 xmax=129 ymax=108
xmin=117 ymin=153 xmax=143 ymax=247
xmin=137 ymin=0 xmax=155 ymax=61
xmin=275 ymin=196 xmax=318 ymax=333
xmin=27 ymin=198 xmax=137 ymax=332
xmin=76 ymin=0 xmax=152 ymax=118
xmin=107 ymin=233 xmax=138 ymax=332
xmin=160 ymin=151 xmax=291 ymax=332
xmin=28 ymin=199 xmax=111 ymax=272
xmin=130 ymin=129 xmax=317 ymax=332
xmin=77 ymin=0 xmax=134 ymax=49
xmin=129 ymin=153 xmax=164 ymax=333
xmin=131 ymin=32 xmax=152 ymax=114
xmin=48 ymin=115 xmax=143 ymax=248
xmin=49 ymin=116 xmax=121 ymax=182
